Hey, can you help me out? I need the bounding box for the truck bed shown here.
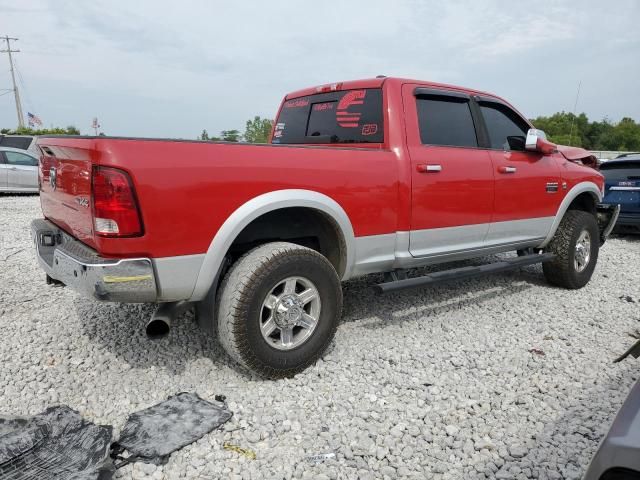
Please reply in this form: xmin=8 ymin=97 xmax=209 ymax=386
xmin=36 ymin=135 xmax=398 ymax=259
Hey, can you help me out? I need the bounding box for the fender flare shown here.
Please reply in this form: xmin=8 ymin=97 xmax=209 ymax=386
xmin=190 ymin=189 xmax=356 ymax=301
xmin=539 ymin=181 xmax=603 ymax=247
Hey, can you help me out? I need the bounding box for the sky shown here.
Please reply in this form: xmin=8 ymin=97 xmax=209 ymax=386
xmin=1 ymin=0 xmax=639 ymax=138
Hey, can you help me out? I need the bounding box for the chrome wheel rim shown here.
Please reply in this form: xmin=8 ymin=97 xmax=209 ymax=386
xmin=260 ymin=276 xmax=321 ymax=351
xmin=574 ymin=230 xmax=591 ymax=273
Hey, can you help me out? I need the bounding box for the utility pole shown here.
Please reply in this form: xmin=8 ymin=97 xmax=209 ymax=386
xmin=1 ymin=36 xmax=25 ymax=129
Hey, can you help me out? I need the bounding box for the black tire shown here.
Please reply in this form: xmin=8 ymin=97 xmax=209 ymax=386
xmin=217 ymin=242 xmax=342 ymax=379
xmin=543 ymin=210 xmax=599 ymax=289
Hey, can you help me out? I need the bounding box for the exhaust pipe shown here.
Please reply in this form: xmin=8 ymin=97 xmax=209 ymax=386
xmin=146 ymin=317 xmax=170 ymax=339
xmin=146 ymin=301 xmax=190 ymax=339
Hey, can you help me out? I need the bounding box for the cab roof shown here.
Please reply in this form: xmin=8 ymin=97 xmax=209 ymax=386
xmin=284 ymin=76 xmax=508 ymax=103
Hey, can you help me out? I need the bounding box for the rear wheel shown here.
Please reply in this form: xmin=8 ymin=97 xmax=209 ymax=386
xmin=543 ymin=210 xmax=599 ymax=289
xmin=217 ymin=242 xmax=342 ymax=378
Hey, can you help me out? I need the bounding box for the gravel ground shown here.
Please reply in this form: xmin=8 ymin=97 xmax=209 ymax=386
xmin=1 ymin=194 xmax=639 ymax=480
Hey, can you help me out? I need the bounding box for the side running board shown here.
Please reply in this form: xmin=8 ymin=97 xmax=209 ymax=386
xmin=373 ymin=253 xmax=555 ymax=294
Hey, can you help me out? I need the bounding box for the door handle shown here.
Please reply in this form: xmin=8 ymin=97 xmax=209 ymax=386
xmin=417 ymin=164 xmax=442 ymax=173
xmin=498 ymin=166 xmax=517 ymax=174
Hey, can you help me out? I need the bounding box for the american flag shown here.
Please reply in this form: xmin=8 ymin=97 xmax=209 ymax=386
xmin=28 ymin=112 xmax=43 ymax=127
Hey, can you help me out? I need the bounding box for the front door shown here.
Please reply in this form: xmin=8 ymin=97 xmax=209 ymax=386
xmin=403 ymin=85 xmax=495 ymax=257
xmin=477 ymin=99 xmax=562 ymax=244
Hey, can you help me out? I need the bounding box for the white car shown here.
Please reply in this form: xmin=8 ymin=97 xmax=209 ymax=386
xmin=0 ymin=147 xmax=39 ymax=193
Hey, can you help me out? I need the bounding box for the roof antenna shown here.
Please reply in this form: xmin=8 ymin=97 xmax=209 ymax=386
xmin=568 ymin=80 xmax=582 ymax=147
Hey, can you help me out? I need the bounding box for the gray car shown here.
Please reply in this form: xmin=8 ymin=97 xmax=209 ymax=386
xmin=0 ymin=147 xmax=39 ymax=193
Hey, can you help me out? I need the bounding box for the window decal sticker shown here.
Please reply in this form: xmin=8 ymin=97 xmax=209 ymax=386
xmin=284 ymin=99 xmax=309 ymax=108
xmin=362 ymin=124 xmax=378 ymax=136
xmin=336 ymin=90 xmax=366 ymax=128
xmin=273 ymin=122 xmax=285 ymax=142
xmin=313 ymin=103 xmax=334 ymax=111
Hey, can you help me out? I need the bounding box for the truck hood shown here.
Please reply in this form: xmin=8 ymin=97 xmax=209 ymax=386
xmin=556 ymin=145 xmax=598 ymax=168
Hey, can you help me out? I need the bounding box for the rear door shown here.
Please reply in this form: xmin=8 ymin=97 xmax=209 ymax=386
xmin=403 ymin=85 xmax=495 ymax=257
xmin=3 ymin=150 xmax=39 ymax=190
xmin=478 ymin=99 xmax=562 ymax=244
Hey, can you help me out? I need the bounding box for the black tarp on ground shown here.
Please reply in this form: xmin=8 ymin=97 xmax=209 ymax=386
xmin=112 ymin=392 xmax=233 ymax=466
xmin=0 ymin=406 xmax=114 ymax=480
xmin=0 ymin=393 xmax=232 ymax=478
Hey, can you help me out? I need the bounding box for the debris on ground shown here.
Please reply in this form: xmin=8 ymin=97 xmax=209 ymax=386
xmin=528 ymin=348 xmax=546 ymax=356
xmin=619 ymin=295 xmax=636 ymax=303
xmin=0 ymin=393 xmax=232 ymax=478
xmin=111 ymin=392 xmax=232 ymax=467
xmin=306 ymin=451 xmax=336 ymax=463
xmin=223 ymin=443 xmax=256 ymax=460
xmin=0 ymin=406 xmax=114 ymax=480
xmin=614 ymin=338 xmax=640 ymax=363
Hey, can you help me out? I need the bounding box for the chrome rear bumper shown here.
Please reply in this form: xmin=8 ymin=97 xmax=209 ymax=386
xmin=31 ymin=219 xmax=157 ymax=302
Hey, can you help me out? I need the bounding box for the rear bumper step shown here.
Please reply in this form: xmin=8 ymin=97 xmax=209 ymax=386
xmin=31 ymin=218 xmax=157 ymax=303
xmin=373 ymin=253 xmax=555 ymax=294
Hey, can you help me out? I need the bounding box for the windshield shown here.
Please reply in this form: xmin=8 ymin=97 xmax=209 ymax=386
xmin=272 ymin=88 xmax=384 ymax=144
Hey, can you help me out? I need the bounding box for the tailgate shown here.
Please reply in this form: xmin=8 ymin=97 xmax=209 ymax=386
xmin=38 ymin=138 xmax=96 ymax=248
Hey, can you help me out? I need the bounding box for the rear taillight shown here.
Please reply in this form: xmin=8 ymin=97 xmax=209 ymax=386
xmin=91 ymin=166 xmax=143 ymax=237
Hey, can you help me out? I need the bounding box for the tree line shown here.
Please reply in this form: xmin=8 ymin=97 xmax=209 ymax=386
xmin=529 ymin=113 xmax=640 ymax=151
xmin=1 ymin=126 xmax=80 ymax=135
xmin=200 ymin=116 xmax=273 ymax=143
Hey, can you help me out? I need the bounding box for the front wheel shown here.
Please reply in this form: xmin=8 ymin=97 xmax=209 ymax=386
xmin=217 ymin=242 xmax=342 ymax=378
xmin=543 ymin=210 xmax=599 ymax=289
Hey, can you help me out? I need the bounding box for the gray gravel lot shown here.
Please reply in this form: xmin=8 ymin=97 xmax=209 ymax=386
xmin=1 ymin=194 xmax=639 ymax=479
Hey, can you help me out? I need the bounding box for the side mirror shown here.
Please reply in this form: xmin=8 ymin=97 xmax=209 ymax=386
xmin=525 ymin=129 xmax=556 ymax=154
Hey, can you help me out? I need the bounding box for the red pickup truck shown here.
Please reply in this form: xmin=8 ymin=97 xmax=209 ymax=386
xmin=31 ymin=77 xmax=619 ymax=378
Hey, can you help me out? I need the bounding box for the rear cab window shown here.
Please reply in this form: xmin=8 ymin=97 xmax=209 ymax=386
xmin=273 ymin=89 xmax=384 ymax=144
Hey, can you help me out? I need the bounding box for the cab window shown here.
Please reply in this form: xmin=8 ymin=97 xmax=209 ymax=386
xmin=416 ymin=96 xmax=478 ymax=148
xmin=479 ymin=102 xmax=529 ymax=151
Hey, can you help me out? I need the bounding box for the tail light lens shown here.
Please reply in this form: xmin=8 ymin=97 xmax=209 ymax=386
xmin=92 ymin=166 xmax=143 ymax=237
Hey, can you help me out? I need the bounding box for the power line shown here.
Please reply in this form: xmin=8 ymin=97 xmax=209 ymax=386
xmin=0 ymin=35 xmax=25 ymax=128
xmin=14 ymin=56 xmax=37 ymax=114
